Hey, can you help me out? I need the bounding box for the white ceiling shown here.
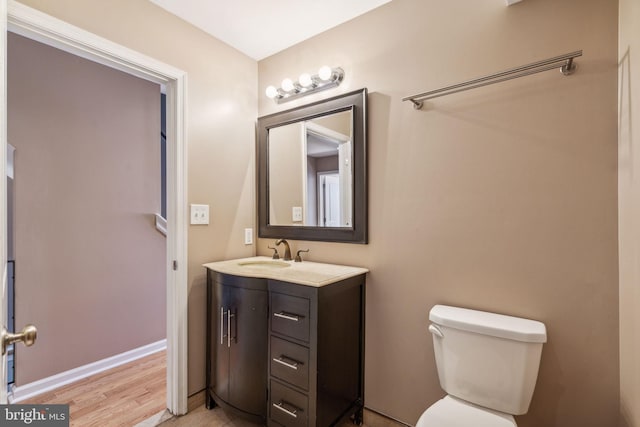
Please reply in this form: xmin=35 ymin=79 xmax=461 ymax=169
xmin=149 ymin=0 xmax=392 ymax=60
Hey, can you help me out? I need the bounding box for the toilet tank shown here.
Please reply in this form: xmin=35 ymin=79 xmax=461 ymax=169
xmin=429 ymin=305 xmax=547 ymax=415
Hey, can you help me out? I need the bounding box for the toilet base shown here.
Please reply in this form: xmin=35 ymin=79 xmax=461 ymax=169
xmin=416 ymin=396 xmax=517 ymax=427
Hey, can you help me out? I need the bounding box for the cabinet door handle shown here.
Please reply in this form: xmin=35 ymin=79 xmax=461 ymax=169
xmin=220 ymin=307 xmax=226 ymax=345
xmin=231 ymin=309 xmax=237 ymax=344
xmin=227 ymin=310 xmax=235 ymax=348
xmin=272 ymin=355 xmax=301 ymax=370
xmin=272 ymin=401 xmax=299 ymax=418
xmin=273 ymin=311 xmax=302 ymax=322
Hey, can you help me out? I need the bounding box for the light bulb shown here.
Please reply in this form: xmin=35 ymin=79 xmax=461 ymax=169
xmin=281 ymin=78 xmax=294 ymax=92
xmin=299 ymin=73 xmax=313 ymax=88
xmin=318 ymin=66 xmax=333 ymax=81
xmin=265 ymin=85 xmax=278 ymax=99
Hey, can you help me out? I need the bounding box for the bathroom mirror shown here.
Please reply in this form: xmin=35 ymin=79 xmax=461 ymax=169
xmin=257 ymin=88 xmax=367 ymax=243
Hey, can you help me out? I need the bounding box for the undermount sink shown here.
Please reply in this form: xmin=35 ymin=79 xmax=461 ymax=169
xmin=237 ymin=260 xmax=291 ymax=269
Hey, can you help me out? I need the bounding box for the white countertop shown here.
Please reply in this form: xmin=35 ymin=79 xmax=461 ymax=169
xmin=203 ymin=256 xmax=368 ymax=287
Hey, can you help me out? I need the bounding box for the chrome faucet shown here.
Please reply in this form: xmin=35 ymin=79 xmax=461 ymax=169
xmin=275 ymin=239 xmax=292 ymax=261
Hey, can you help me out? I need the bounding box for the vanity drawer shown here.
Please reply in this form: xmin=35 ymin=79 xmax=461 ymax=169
xmin=270 ymin=380 xmax=308 ymax=427
xmin=271 ymin=292 xmax=310 ymax=342
xmin=271 ymin=336 xmax=309 ymax=390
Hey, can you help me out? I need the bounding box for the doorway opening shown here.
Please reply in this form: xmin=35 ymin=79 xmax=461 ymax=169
xmin=7 ymin=30 xmax=167 ymax=414
xmin=303 ymin=119 xmax=352 ymax=227
xmin=317 ymin=171 xmax=340 ymax=227
xmin=3 ymin=1 xmax=188 ymax=414
xmin=6 ymin=144 xmax=14 ymax=388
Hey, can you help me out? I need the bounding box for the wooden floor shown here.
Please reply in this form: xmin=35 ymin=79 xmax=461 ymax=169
xmin=25 ymin=350 xmax=166 ymax=427
xmin=159 ymin=405 xmax=405 ymax=427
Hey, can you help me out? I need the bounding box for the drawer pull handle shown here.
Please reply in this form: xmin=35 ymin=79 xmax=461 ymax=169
xmin=273 ymin=401 xmax=299 ymax=418
xmin=274 ymin=311 xmax=302 ymax=322
xmin=273 ymin=355 xmax=301 ymax=370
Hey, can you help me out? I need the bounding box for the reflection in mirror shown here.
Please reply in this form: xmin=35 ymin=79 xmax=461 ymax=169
xmin=258 ymin=88 xmax=367 ymax=243
xmin=268 ymin=110 xmax=352 ymax=228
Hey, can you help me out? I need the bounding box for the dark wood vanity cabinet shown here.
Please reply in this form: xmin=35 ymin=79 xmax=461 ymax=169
xmin=268 ymin=275 xmax=366 ymax=427
xmin=206 ymin=267 xmax=366 ymax=427
xmin=206 ymin=270 xmax=269 ymax=423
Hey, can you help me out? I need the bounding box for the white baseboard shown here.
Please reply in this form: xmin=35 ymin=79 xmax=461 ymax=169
xmin=9 ymin=339 xmax=167 ymax=403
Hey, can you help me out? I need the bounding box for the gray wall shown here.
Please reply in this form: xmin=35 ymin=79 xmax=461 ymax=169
xmin=8 ymin=33 xmax=165 ymax=384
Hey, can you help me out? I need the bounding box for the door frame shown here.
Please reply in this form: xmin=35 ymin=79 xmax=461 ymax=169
xmin=316 ymin=171 xmax=340 ymax=227
xmin=1 ymin=0 xmax=189 ymax=415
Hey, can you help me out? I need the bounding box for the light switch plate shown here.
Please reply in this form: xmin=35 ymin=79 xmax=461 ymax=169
xmin=190 ymin=204 xmax=209 ymax=225
xmin=244 ymin=228 xmax=253 ymax=245
xmin=292 ymin=206 xmax=303 ymax=222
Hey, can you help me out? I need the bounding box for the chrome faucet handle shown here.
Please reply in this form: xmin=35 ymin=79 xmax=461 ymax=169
xmin=268 ymin=246 xmax=280 ymax=259
xmin=294 ymin=249 xmax=309 ymax=263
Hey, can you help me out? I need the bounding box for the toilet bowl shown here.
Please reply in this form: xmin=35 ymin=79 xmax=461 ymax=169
xmin=416 ymin=396 xmax=516 ymax=427
xmin=417 ymin=305 xmax=547 ymax=427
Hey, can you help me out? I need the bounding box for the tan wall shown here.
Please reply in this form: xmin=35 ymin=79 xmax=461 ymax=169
xmin=13 ymin=1 xmax=621 ymax=424
xmin=14 ymin=0 xmax=258 ymax=395
xmin=269 ymin=123 xmax=304 ymax=225
xmin=258 ymin=0 xmax=619 ymax=426
xmin=618 ymin=0 xmax=640 ymax=425
xmin=8 ymin=33 xmax=165 ymax=384
xmin=312 ymin=112 xmax=351 ymax=136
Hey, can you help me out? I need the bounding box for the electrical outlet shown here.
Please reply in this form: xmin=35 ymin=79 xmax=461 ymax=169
xmin=190 ymin=204 xmax=209 ymax=225
xmin=292 ymin=206 xmax=303 ymax=222
xmin=244 ymin=228 xmax=253 ymax=245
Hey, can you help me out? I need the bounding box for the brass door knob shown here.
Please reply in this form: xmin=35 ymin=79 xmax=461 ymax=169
xmin=2 ymin=324 xmax=37 ymax=356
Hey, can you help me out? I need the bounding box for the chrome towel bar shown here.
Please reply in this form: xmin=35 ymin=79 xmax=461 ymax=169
xmin=403 ymin=50 xmax=582 ymax=110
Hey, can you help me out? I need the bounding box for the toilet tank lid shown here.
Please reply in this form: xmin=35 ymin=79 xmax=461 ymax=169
xmin=429 ymin=305 xmax=547 ymax=343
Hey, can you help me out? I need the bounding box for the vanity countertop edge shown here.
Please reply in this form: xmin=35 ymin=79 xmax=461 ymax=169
xmin=203 ymin=256 xmax=368 ymax=287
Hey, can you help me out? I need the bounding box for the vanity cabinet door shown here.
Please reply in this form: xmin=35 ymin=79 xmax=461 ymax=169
xmin=206 ymin=271 xmax=268 ymax=423
xmin=228 ymin=285 xmax=268 ymax=417
xmin=210 ymin=281 xmax=231 ymax=402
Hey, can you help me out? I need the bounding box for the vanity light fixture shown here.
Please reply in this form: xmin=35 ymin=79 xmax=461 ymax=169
xmin=265 ymin=66 xmax=344 ymax=104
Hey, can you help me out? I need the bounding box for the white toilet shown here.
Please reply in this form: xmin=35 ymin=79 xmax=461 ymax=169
xmin=417 ymin=305 xmax=547 ymax=427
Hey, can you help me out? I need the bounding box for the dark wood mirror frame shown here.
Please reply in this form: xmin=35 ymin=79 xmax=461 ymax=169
xmin=257 ymin=88 xmax=367 ymax=243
